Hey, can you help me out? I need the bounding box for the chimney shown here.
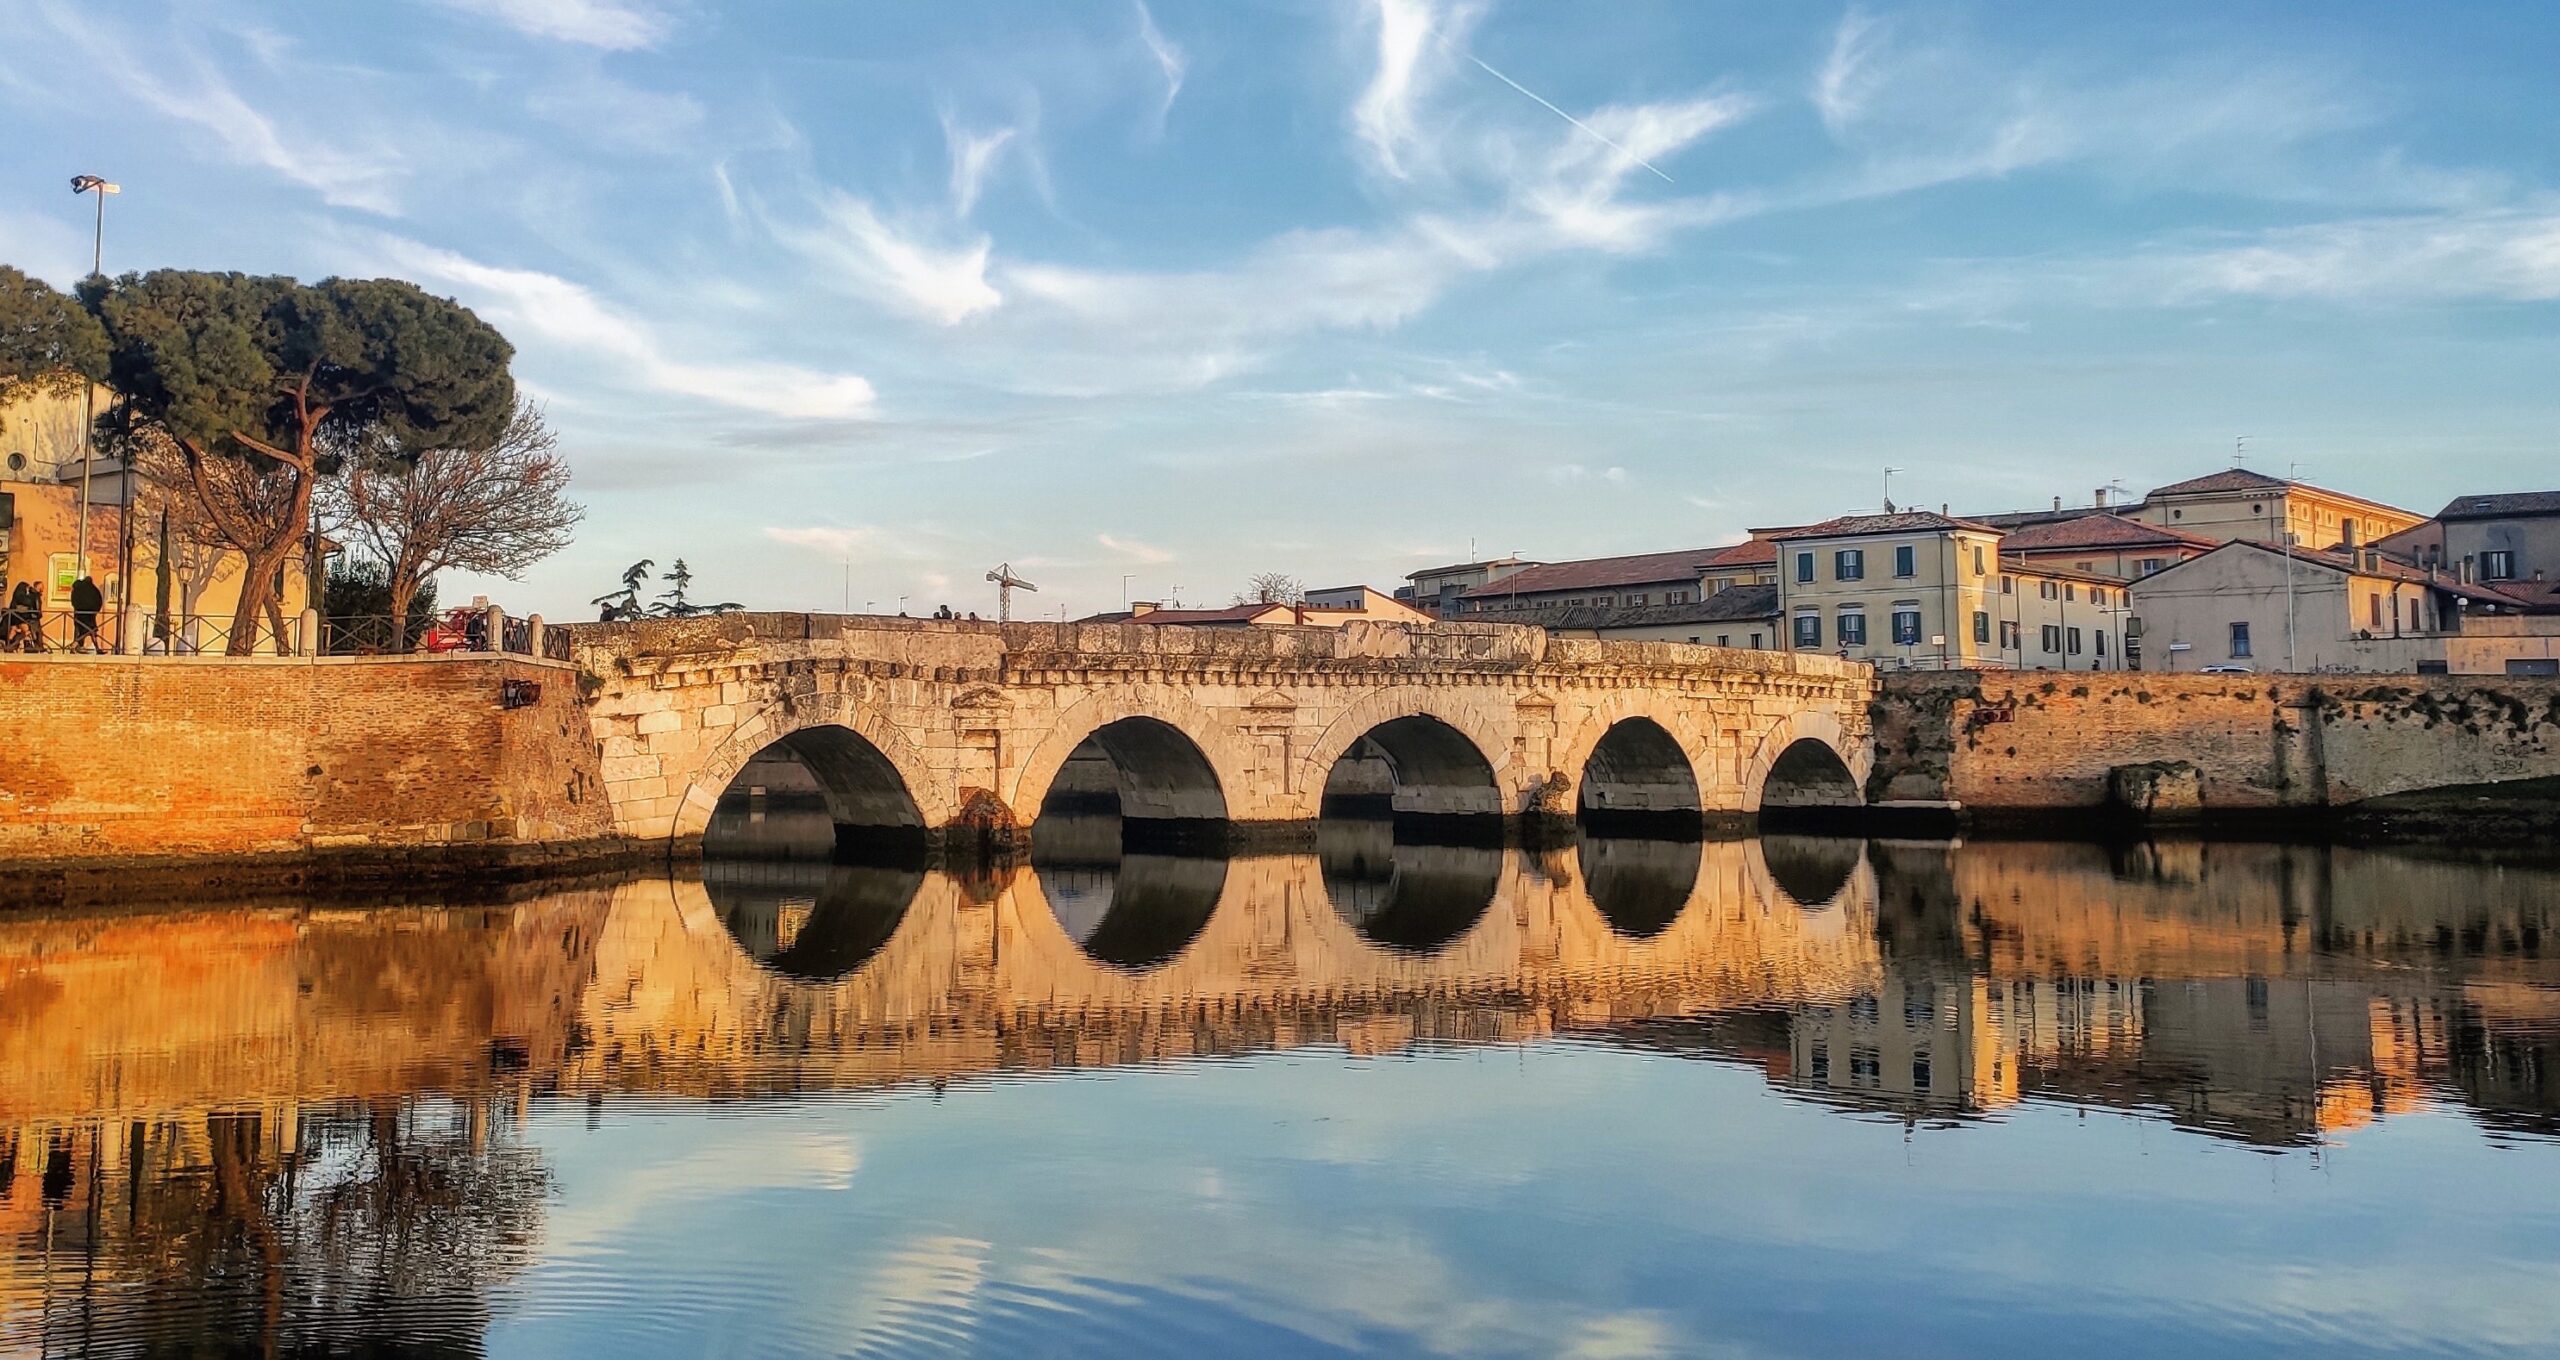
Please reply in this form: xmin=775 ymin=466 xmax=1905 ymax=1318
xmin=1131 ymin=601 xmax=1157 ymax=616
xmin=2053 ymin=496 xmax=2063 ymax=512
xmin=2093 ymin=486 xmax=2109 ymax=509
xmin=2341 ymin=520 xmax=2358 ymax=549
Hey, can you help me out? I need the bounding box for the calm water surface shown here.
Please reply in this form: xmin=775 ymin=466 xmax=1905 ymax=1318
xmin=4 ymin=826 xmax=2558 ymax=1357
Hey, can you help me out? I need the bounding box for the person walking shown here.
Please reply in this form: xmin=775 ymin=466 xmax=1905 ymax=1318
xmin=3 ymin=580 xmax=37 ymax=652
xmin=70 ymin=574 xmax=105 ymax=653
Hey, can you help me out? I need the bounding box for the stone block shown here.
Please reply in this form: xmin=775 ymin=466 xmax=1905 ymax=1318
xmin=636 ymin=709 xmax=684 ymax=735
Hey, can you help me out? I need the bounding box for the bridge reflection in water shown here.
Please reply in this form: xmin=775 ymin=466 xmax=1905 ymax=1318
xmin=5 ymin=837 xmax=2560 ymax=1356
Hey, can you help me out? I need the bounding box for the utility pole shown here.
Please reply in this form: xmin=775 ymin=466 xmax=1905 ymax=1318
xmin=68 ymin=176 xmax=117 ymax=600
xmin=2284 ymin=458 xmax=2300 ymax=671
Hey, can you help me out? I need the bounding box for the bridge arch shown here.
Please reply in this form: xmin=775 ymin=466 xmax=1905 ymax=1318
xmin=1013 ymin=693 xmax=1240 ymax=825
xmin=1554 ymin=700 xmax=1718 ymax=818
xmin=1741 ymin=711 xmax=1870 ymax=815
xmin=673 ymin=694 xmax=958 ymax=844
xmin=1301 ymin=689 xmax=1514 ymax=821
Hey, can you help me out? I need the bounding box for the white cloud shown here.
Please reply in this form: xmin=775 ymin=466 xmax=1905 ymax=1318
xmin=784 ymin=193 xmax=1004 ymax=325
xmin=1134 ymin=1 xmax=1186 ymax=128
xmin=2155 ymin=208 xmax=2560 ymax=303
xmin=1353 ymin=0 xmax=1478 ymax=179
xmin=1097 ymin=533 xmax=1175 ymax=564
xmin=373 ymin=238 xmax=878 ymax=419
xmin=32 ymin=1 xmax=405 ymax=214
xmin=943 ymin=117 xmax=1017 ymax=218
xmin=766 ymin=526 xmax=880 ymax=558
xmin=432 ymin=0 xmax=672 ymax=50
xmin=1813 ymin=10 xmax=1885 ymax=136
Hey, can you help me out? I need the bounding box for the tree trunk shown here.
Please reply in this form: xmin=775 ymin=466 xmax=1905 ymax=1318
xmin=226 ymin=544 xmax=288 ymax=655
xmin=388 ymin=576 xmax=418 ymax=654
xmin=222 ymin=469 xmax=313 ymax=656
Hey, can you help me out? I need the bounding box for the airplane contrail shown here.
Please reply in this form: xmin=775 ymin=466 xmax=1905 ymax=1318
xmin=1461 ymin=51 xmax=1676 ymax=183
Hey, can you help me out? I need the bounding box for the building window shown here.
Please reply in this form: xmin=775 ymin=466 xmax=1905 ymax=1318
xmin=2095 ymin=630 xmax=2108 ymax=657
xmin=1750 ymin=631 xmax=1763 ymax=648
xmin=2067 ymin=626 xmax=2083 ymax=655
xmin=1625 ymin=593 xmax=1646 ymax=606
xmin=1794 ymin=614 xmax=1822 ymax=648
xmin=1836 ymin=549 xmax=1865 ymax=581
xmin=1667 ymin=590 xmax=1691 ymax=604
xmin=2041 ymin=624 xmax=2061 ymax=653
xmin=1809 ymin=1044 xmax=1829 ymax=1081
xmin=1895 ymin=545 xmax=1916 ymax=578
xmin=1795 ymin=551 xmax=1815 ymax=583
xmin=2230 ymin=622 xmax=2252 ymax=658
xmin=2000 ymin=621 xmax=2021 ymax=648
xmin=1973 ymin=610 xmax=1991 ymax=644
xmin=2000 ymin=576 xmax=2013 ymax=595
xmin=2484 ymin=550 xmax=2515 ymax=580
xmin=1972 ymin=544 xmax=1986 ymax=575
xmin=1912 ymin=1054 xmax=1933 ymax=1093
xmin=2064 ymin=583 xmax=2078 ymax=602
xmin=1838 ymin=611 xmax=1868 ymax=646
xmin=1893 ymin=609 xmax=1922 ymax=645
xmin=1716 ymin=634 xmax=1729 ymax=646
xmin=2136 ymin=557 xmax=2165 ymax=576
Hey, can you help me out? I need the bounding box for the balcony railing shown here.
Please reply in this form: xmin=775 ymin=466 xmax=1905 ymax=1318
xmin=0 ymin=605 xmax=573 ymax=663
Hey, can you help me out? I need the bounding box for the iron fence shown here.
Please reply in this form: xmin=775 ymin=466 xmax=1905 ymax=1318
xmin=1 ymin=607 xmax=567 ymax=661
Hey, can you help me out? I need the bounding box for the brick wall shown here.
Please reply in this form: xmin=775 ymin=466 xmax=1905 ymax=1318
xmin=1873 ymin=671 xmax=2560 ymax=813
xmin=0 ymin=656 xmax=614 ymax=862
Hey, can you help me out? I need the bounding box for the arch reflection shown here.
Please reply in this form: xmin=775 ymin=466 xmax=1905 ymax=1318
xmin=702 ymin=858 xmax=924 ymax=981
xmin=1034 ymin=817 xmax=1228 ymax=971
xmin=1319 ymin=819 xmax=1502 ymax=955
xmin=1578 ymin=834 xmax=1704 ymax=938
xmin=1761 ymin=835 xmax=1865 ymax=909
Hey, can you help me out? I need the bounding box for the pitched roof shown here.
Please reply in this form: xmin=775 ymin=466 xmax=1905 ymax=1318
xmin=1997 ymin=513 xmax=2220 ymax=553
xmin=1461 ymin=546 xmax=1732 ymax=598
xmin=2438 ymin=491 xmax=2560 ymax=520
xmin=2146 ymin=539 xmax=2539 ymax=608
xmin=1768 ymin=510 xmax=1998 ymax=540
xmin=1705 ymin=539 xmax=1779 ymax=568
xmin=1077 ymin=603 xmax=1289 ymax=625
xmin=1504 ymin=583 xmax=1781 ymax=632
xmin=2147 ymin=468 xmax=2291 ymax=497
xmin=1405 ymin=556 xmax=1534 ymax=580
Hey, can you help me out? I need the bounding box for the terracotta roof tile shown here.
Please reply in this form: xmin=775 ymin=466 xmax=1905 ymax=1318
xmin=2147 ymin=468 xmax=2291 ymax=497
xmin=1462 ymin=546 xmax=1733 ymax=598
xmin=1769 ymin=511 xmax=1998 ymax=539
xmin=2438 ymin=491 xmax=2560 ymax=520
xmin=1997 ymin=513 xmax=2219 ymax=553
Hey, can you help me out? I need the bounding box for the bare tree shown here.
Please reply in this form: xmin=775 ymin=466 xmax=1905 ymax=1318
xmin=123 ymin=421 xmax=300 ymax=644
xmin=321 ymin=401 xmax=583 ymax=647
xmin=1234 ymin=572 xmax=1304 ymax=606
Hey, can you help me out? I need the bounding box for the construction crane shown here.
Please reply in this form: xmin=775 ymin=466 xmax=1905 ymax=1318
xmin=985 ymin=563 xmax=1038 ymax=622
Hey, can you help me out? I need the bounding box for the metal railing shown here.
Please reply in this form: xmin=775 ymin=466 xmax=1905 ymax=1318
xmin=1 ymin=607 xmax=571 ymax=662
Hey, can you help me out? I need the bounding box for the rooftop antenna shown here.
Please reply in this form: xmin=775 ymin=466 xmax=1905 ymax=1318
xmin=985 ymin=563 xmax=1038 ymax=622
xmin=1882 ymin=466 xmax=1905 ymax=513
xmin=2233 ymin=434 xmax=2253 ymax=467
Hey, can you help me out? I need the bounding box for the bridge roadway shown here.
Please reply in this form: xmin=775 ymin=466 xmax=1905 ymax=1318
xmin=569 ymin=614 xmax=1876 ymax=850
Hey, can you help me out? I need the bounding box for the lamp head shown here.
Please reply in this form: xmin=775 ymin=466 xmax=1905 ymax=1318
xmin=70 ymin=176 xmax=120 ymax=195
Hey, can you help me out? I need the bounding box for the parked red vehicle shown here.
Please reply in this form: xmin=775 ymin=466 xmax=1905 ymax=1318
xmin=418 ymin=607 xmax=489 ymax=653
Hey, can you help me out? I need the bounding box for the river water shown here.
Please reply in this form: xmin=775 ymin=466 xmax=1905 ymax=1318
xmin=3 ymin=822 xmax=2556 ymax=1357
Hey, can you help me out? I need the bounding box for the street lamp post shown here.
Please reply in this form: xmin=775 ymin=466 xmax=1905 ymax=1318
xmin=68 ymin=176 xmax=118 ymax=600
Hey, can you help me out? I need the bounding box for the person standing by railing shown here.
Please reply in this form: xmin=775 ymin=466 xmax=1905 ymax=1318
xmin=70 ymin=575 xmax=105 ymax=653
xmin=3 ymin=580 xmax=40 ymax=653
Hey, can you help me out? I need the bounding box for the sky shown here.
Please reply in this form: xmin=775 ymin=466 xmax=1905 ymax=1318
xmin=1 ymin=1 xmax=2555 ymax=620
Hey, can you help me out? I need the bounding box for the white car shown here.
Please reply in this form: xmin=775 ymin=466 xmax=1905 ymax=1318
xmin=2197 ymin=664 xmax=2256 ymax=674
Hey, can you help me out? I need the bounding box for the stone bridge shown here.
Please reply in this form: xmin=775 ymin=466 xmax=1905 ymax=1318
xmin=570 ymin=613 xmax=1876 ymax=850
